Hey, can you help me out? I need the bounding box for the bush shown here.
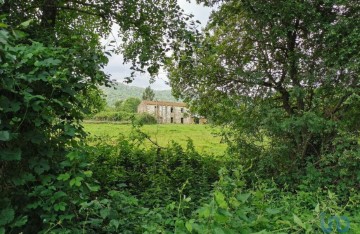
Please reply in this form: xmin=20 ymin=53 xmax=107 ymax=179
xmin=88 ymin=137 xmax=222 ymax=207
xmin=92 ymin=111 xmax=133 ymax=122
xmin=175 ymin=167 xmax=360 ymax=233
xmin=134 ymin=113 xmax=157 ymax=125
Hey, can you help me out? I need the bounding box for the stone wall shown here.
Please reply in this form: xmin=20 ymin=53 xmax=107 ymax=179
xmin=137 ymin=101 xmax=193 ymax=124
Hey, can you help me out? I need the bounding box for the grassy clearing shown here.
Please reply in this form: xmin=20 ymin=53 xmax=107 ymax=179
xmin=83 ymin=122 xmax=227 ymax=155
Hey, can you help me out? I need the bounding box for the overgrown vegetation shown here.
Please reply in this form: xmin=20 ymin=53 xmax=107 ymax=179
xmin=169 ymin=0 xmax=360 ymax=188
xmin=1 ymin=0 xmax=359 ymax=233
xmin=87 ymin=97 xmax=157 ymax=124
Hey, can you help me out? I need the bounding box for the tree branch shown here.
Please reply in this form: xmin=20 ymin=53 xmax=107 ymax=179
xmin=330 ymin=93 xmax=352 ymax=116
xmin=58 ymin=6 xmax=106 ymax=19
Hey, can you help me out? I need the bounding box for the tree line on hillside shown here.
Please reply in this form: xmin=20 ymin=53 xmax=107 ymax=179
xmin=100 ymin=83 xmax=177 ymax=106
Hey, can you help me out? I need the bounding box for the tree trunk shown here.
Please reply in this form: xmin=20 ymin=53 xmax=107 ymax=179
xmin=40 ymin=0 xmax=58 ymax=43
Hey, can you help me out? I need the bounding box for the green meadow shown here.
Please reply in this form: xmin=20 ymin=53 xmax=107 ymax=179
xmin=83 ymin=122 xmax=227 ymax=155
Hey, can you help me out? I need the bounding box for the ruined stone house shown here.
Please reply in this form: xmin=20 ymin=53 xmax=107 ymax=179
xmin=137 ymin=100 xmax=206 ymax=124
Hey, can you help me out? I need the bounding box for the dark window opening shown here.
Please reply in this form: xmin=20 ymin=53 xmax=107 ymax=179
xmin=194 ymin=117 xmax=200 ymax=124
xmin=170 ymin=107 xmax=174 ymax=113
xmin=181 ymin=118 xmax=184 ymax=124
xmin=180 ymin=108 xmax=184 ymax=113
xmin=171 ymin=117 xmax=174 ymax=123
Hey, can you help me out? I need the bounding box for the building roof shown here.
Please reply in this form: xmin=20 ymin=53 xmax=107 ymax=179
xmin=140 ymin=100 xmax=187 ymax=107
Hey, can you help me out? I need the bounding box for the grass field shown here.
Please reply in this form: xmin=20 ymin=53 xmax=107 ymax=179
xmin=83 ymin=122 xmax=227 ymax=155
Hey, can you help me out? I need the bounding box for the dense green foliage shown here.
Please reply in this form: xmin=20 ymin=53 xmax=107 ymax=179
xmin=88 ymin=97 xmax=157 ymax=123
xmin=3 ymin=131 xmax=359 ymax=233
xmin=91 ymin=111 xmax=133 ymax=122
xmin=1 ymin=0 xmax=359 ymax=233
xmin=135 ymin=113 xmax=158 ymax=125
xmin=0 ymin=0 xmax=194 ymax=232
xmin=169 ymin=0 xmax=360 ymax=185
xmin=0 ymin=16 xmax=107 ymax=232
xmin=120 ymin=97 xmax=141 ymax=113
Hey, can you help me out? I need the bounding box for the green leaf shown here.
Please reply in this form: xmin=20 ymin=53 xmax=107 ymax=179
xmin=0 ymin=131 xmax=10 ymax=141
xmin=192 ymin=223 xmax=205 ymax=233
xmin=252 ymin=231 xmax=270 ymax=234
xmin=85 ymin=182 xmax=100 ymax=192
xmin=100 ymin=208 xmax=111 ymax=219
xmin=11 ymin=215 xmax=28 ymax=228
xmin=100 ymin=208 xmax=110 ymax=219
xmin=0 ymin=227 xmax=4 ymax=234
xmin=266 ymin=208 xmax=281 ymax=215
xmin=54 ymin=202 xmax=66 ymax=211
xmin=57 ymin=173 xmax=71 ymax=181
xmin=59 ymin=214 xmax=75 ymax=221
xmin=69 ymin=176 xmax=83 ymax=187
xmin=198 ymin=206 xmax=211 ymax=218
xmin=0 ymin=30 xmax=9 ymax=45
xmin=83 ymin=170 xmax=93 ymax=177
xmin=0 ymin=148 xmax=21 ymax=161
xmin=3 ymin=102 xmax=20 ymax=113
xmin=293 ymin=214 xmax=306 ymax=229
xmin=110 ymin=219 xmax=119 ymax=230
xmin=214 ymin=227 xmax=225 ymax=234
xmin=214 ymin=191 xmax=228 ymax=209
xmin=53 ymin=191 xmax=67 ymax=200
xmin=0 ymin=208 xmax=15 ymax=226
xmin=19 ymin=19 xmax=33 ymax=28
xmin=64 ymin=124 xmax=76 ymax=136
xmin=66 ymin=151 xmax=79 ymax=161
xmin=0 ymin=22 xmax=7 ymax=28
xmin=33 ymin=159 xmax=50 ymax=175
xmin=237 ymin=193 xmax=250 ymax=203
xmin=12 ymin=30 xmax=27 ymax=39
xmin=314 ymin=203 xmax=320 ymax=213
xmin=185 ymin=220 xmax=193 ymax=232
xmin=11 ymin=173 xmax=36 ymax=186
xmin=214 ymin=210 xmax=229 ymax=223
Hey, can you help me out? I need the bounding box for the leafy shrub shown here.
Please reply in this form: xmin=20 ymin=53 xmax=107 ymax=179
xmin=177 ymin=167 xmax=360 ymax=233
xmin=92 ymin=111 xmax=133 ymax=122
xmin=0 ymin=20 xmax=108 ymax=234
xmin=118 ymin=97 xmax=141 ymax=113
xmin=87 ymin=137 xmax=222 ymax=208
xmin=134 ymin=113 xmax=157 ymax=125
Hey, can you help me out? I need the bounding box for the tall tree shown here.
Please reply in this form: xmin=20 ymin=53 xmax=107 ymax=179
xmin=169 ymin=0 xmax=360 ymax=179
xmin=121 ymin=97 xmax=141 ymax=113
xmin=142 ymin=86 xmax=155 ymax=101
xmin=0 ymin=0 xmax=195 ymax=232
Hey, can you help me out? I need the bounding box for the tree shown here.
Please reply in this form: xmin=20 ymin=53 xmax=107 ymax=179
xmin=121 ymin=97 xmax=141 ymax=113
xmin=0 ymin=0 xmax=196 ymax=232
xmin=114 ymin=100 xmax=124 ymax=111
xmin=169 ymin=0 xmax=360 ymax=180
xmin=142 ymin=86 xmax=155 ymax=101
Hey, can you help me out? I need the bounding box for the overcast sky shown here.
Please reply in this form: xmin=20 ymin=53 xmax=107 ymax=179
xmin=102 ymin=0 xmax=213 ymax=90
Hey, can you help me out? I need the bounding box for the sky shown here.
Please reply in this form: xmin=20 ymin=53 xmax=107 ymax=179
xmin=102 ymin=0 xmax=213 ymax=90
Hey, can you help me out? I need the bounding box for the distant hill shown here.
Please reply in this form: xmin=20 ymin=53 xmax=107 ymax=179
xmin=100 ymin=82 xmax=178 ymax=106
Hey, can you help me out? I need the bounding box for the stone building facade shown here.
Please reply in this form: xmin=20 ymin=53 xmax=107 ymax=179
xmin=137 ymin=100 xmax=206 ymax=124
